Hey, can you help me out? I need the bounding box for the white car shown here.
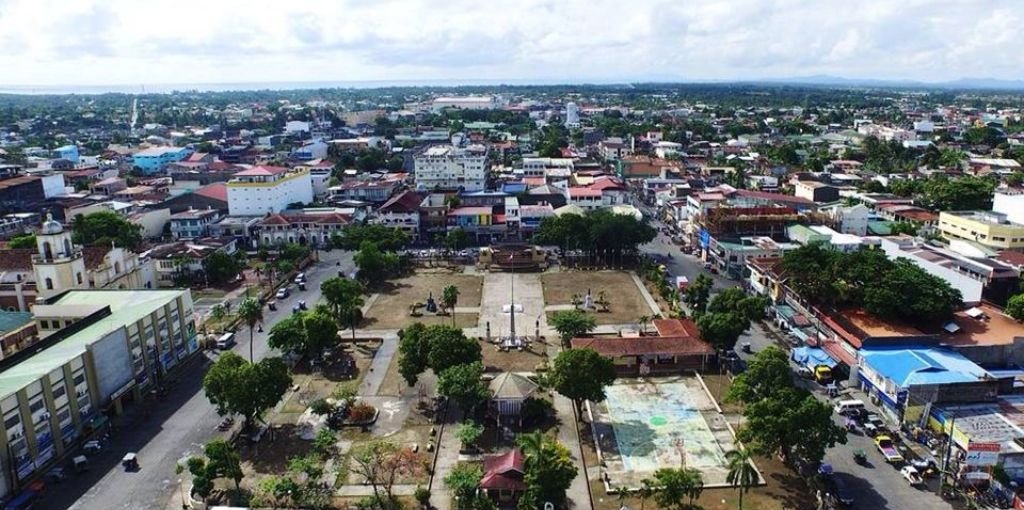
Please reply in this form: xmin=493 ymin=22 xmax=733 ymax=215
xmin=900 ymin=466 xmax=924 ymax=486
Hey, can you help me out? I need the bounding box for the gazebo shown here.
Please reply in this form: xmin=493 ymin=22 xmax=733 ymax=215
xmin=489 ymin=372 xmax=540 ymax=427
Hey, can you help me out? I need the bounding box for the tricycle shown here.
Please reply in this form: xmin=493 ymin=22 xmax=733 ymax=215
xmin=853 ymin=449 xmax=867 ymax=465
xmin=121 ymin=452 xmax=139 ymax=472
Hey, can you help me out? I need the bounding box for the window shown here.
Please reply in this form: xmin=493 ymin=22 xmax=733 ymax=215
xmin=51 ymin=385 xmax=66 ymax=400
xmin=73 ymin=372 xmax=86 ymax=386
xmin=4 ymin=412 xmax=20 ymax=430
xmin=45 ymin=278 xmax=53 ymax=290
xmin=28 ymin=399 xmax=44 ymax=414
xmin=76 ymin=272 xmax=83 ymax=284
xmin=39 ymin=320 xmax=49 ymax=329
xmin=994 ymin=236 xmax=1006 ymax=242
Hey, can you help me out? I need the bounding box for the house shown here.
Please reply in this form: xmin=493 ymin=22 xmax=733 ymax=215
xmin=149 ymin=237 xmax=238 ymax=287
xmin=570 ymin=319 xmax=715 ymax=376
xmin=328 ymin=176 xmax=404 ymax=204
xmin=418 ymin=193 xmax=451 ymax=243
xmin=793 ymin=181 xmax=840 ymax=203
xmin=132 ymin=146 xmax=193 ymax=174
xmin=157 ymin=182 xmax=229 ymax=215
xmin=169 ymin=208 xmax=223 ymax=240
xmin=488 ymin=372 xmax=539 ymax=427
xmin=599 ymin=137 xmax=633 ymax=160
xmin=373 ymin=190 xmax=422 ymax=240
xmin=480 ymin=449 xmax=526 ymax=505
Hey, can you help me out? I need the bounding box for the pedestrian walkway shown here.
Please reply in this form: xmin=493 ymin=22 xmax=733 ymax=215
xmin=358 ymin=330 xmax=400 ymax=397
xmin=631 ymin=272 xmax=663 ymax=317
xmin=429 ymin=406 xmax=462 ymax=510
xmin=545 ymin=332 xmax=594 ymax=510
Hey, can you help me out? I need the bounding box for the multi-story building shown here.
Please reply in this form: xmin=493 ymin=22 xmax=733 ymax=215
xmin=0 ymin=289 xmax=195 ymax=500
xmin=226 ymin=166 xmax=313 ymax=216
xmin=599 ymin=137 xmax=633 ymax=160
xmin=32 ymin=216 xmax=87 ymax=300
xmin=132 ymin=147 xmax=193 ymax=175
xmin=938 ymin=211 xmax=1024 ymax=252
xmin=169 ymin=208 xmax=222 ymax=240
xmin=993 ymin=188 xmax=1024 ymax=225
xmin=879 ymin=237 xmax=1020 ymax=304
xmin=327 ymin=176 xmax=403 ymax=204
xmin=418 ymin=193 xmax=451 ymax=243
xmin=373 ymin=190 xmax=422 ymax=240
xmin=0 ymin=172 xmax=65 ymax=216
xmin=149 ymin=237 xmax=237 ymax=287
xmin=52 ymin=145 xmax=79 ymax=164
xmin=520 ymin=158 xmax=574 ymax=179
xmin=431 ymin=96 xmax=501 ymax=112
xmin=252 ymin=209 xmax=351 ymax=247
xmin=447 ymin=206 xmax=506 ymax=243
xmin=413 ymin=145 xmax=487 ymax=192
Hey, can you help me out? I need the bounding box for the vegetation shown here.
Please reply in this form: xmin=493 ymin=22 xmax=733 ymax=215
xmin=1007 ymin=294 xmax=1024 ymax=322
xmin=644 ymin=467 xmax=704 ymax=510
xmin=781 ymin=243 xmax=962 ymax=324
xmin=354 ymin=241 xmax=407 ymax=286
xmin=437 ymin=362 xmax=491 ymax=412
xmin=71 ymin=211 xmax=143 ymax=249
xmin=397 ymin=324 xmax=482 ymax=386
xmin=266 ymin=308 xmax=338 ymax=359
xmin=726 ymin=448 xmax=759 ymax=510
xmin=236 ymin=297 xmax=263 ymax=362
xmin=202 ymin=352 xmax=292 ymax=430
xmin=441 ymin=285 xmax=460 ymax=326
xmin=693 ymin=288 xmax=769 ymax=351
xmin=203 ymin=251 xmax=246 ymax=286
xmin=534 ymin=210 xmax=657 ymax=266
xmin=331 ymin=224 xmax=410 ymax=251
xmin=321 ymin=277 xmax=365 ymax=338
xmin=548 ymin=309 xmax=597 ymax=345
xmin=887 ymin=175 xmax=997 ymax=211
xmin=455 ymin=422 xmax=484 ymax=449
xmin=181 ymin=440 xmax=244 ymax=502
xmin=7 ymin=233 xmax=35 ymax=249
xmin=444 ymin=463 xmax=483 ymax=505
xmin=548 ymin=348 xmax=617 ymax=412
xmin=516 ymin=432 xmax=578 ymax=510
xmin=350 ymin=440 xmax=424 ymax=510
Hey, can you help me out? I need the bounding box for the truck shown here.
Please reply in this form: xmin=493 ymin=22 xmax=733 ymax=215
xmin=814 ymin=365 xmax=833 ymax=384
xmin=875 ymin=435 xmax=904 ymax=463
xmin=675 ymin=276 xmax=689 ymax=291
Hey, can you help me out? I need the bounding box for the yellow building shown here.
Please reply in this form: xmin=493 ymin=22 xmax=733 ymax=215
xmin=938 ymin=211 xmax=1024 ymax=252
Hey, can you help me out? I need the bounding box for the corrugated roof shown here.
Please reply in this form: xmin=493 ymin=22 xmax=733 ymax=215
xmin=860 ymin=347 xmax=989 ymax=388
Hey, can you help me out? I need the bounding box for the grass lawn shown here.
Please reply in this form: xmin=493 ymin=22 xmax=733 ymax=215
xmin=363 ymin=272 xmax=484 ymax=330
xmin=541 ymin=271 xmax=653 ymax=325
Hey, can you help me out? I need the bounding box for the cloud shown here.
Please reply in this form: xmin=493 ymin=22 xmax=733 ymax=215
xmin=0 ymin=0 xmax=1021 ymax=87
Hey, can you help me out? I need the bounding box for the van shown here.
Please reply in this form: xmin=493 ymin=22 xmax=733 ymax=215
xmin=215 ymin=332 xmax=236 ymax=350
xmin=833 ymin=399 xmax=865 ymax=416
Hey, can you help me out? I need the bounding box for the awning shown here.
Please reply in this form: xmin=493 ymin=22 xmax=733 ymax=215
xmin=4 ymin=490 xmax=36 ymax=510
xmin=821 ymin=341 xmax=857 ymax=367
xmin=792 ymin=346 xmax=838 ymax=369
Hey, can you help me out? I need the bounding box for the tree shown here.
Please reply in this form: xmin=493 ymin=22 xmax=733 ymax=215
xmin=1007 ymin=294 xmax=1024 ymax=322
xmin=267 ymin=312 xmax=307 ymax=354
xmin=331 ymin=224 xmax=409 ymax=252
xmin=304 ymin=309 xmax=339 ymax=359
xmin=7 ymin=233 xmax=35 ymax=249
xmin=649 ymin=467 xmax=704 ymax=510
xmin=354 ymin=241 xmax=401 ymax=286
xmin=637 ymin=479 xmax=655 ymax=510
xmin=321 ymin=277 xmax=364 ymax=339
xmin=203 ymin=251 xmax=244 ymax=285
xmin=516 ymin=432 xmax=578 ymax=510
xmin=426 ymin=326 xmax=482 ymax=374
xmin=444 ymin=463 xmax=483 ymax=503
xmin=237 ymin=297 xmax=263 ymax=362
xmin=455 ymin=422 xmax=484 ymax=449
xmin=437 ymin=362 xmax=490 ymax=412
xmin=549 ymin=309 xmax=597 ymax=345
xmin=726 ymin=449 xmax=758 ymax=510
xmin=441 ymin=285 xmax=460 ymax=326
xmin=684 ymin=274 xmax=713 ymax=314
xmin=696 ymin=312 xmax=748 ymax=352
xmin=727 ymin=346 xmax=793 ymax=404
xmin=203 ymin=353 xmax=292 ymax=429
xmin=737 ymin=387 xmax=846 ymax=464
xmin=398 ymin=323 xmax=431 ymax=387
xmin=71 ymin=210 xmax=144 ymax=249
xmin=204 ymin=439 xmax=244 ymax=492
xmin=445 ymin=228 xmax=471 ymax=252
xmin=888 ymin=221 xmax=919 ymax=236
xmin=548 ymin=348 xmax=616 ymax=412
xmin=351 ymin=441 xmax=424 ymax=510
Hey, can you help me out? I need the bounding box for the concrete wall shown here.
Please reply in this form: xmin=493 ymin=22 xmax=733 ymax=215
xmin=88 ymin=328 xmax=133 ymax=403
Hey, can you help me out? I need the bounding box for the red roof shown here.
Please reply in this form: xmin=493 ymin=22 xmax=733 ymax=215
xmin=257 ymin=213 xmax=352 ymax=226
xmin=570 ymin=335 xmax=714 ymax=358
xmin=234 ymin=165 xmax=289 ymax=177
xmin=820 ymin=340 xmax=857 ymax=366
xmin=480 ymin=450 xmax=526 ymax=491
xmin=589 ymin=177 xmax=625 ymax=191
xmin=194 ymin=183 xmax=228 ymax=202
xmin=568 ymin=187 xmax=602 ymax=198
xmin=377 ymin=190 xmax=421 ymax=214
xmin=998 ymin=250 xmax=1024 ymax=268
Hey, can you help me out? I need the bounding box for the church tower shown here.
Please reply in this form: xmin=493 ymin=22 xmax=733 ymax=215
xmin=33 ymin=213 xmax=87 ymax=299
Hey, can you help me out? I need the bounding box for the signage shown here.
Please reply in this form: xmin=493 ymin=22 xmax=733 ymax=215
xmin=965 ymin=442 xmax=1001 ymax=467
xmin=699 ymin=229 xmax=711 ymax=248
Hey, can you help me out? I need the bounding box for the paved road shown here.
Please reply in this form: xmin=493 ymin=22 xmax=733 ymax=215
xmin=42 ymin=251 xmax=354 ymax=510
xmin=639 ymin=215 xmax=734 ymax=292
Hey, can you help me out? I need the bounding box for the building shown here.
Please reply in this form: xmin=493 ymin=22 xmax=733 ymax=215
xmin=599 ymin=137 xmax=633 ymax=160
xmin=431 ymin=96 xmax=500 ymax=112
xmin=169 ymin=208 xmax=223 ymax=240
xmin=706 ymin=235 xmax=799 ymax=278
xmin=52 ymin=145 xmax=79 ymax=164
xmin=520 ymin=158 xmax=574 ymax=180
xmin=252 ymin=209 xmax=351 ymax=247
xmin=0 ymin=289 xmax=195 ymax=500
xmin=480 ymin=449 xmax=527 ymax=505
xmin=0 ymin=312 xmax=36 ymax=360
xmin=372 ymin=190 xmax=421 ymax=240
xmin=0 ymin=173 xmax=64 ymax=216
xmin=132 ymin=147 xmax=193 ymax=174
xmin=488 ymin=373 xmax=539 ymax=427
xmin=880 ymin=237 xmax=1020 ymax=304
xmin=793 ymin=181 xmax=840 ymax=203
xmin=938 ymin=211 xmax=1024 ymax=252
xmin=327 ymin=176 xmax=403 ymax=204
xmin=418 ymin=193 xmax=451 ymax=242
xmin=226 ymin=166 xmax=313 ymax=216
xmin=290 ymin=140 xmax=328 ymax=161
xmin=447 ymin=206 xmax=505 ymax=243
xmin=32 ymin=216 xmax=87 ymax=300
xmin=565 ymin=102 xmax=580 ymax=128
xmin=570 ymin=319 xmax=715 ymax=376
xmin=149 ymin=238 xmax=237 ymax=287
xmin=413 ymin=145 xmax=487 ymax=192
xmin=993 ymin=188 xmax=1024 ymax=225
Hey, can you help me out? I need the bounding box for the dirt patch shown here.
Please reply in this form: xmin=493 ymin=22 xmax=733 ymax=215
xmin=480 ymin=339 xmax=549 ymax=372
xmin=274 ymin=348 xmax=373 ymax=424
xmin=239 ymin=425 xmax=314 ymax=478
xmin=541 ymin=271 xmax=652 ymax=325
xmin=363 ymin=272 xmax=484 ymax=330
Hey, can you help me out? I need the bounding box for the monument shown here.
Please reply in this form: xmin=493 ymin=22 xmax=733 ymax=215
xmin=425 ymin=292 xmax=437 ymax=314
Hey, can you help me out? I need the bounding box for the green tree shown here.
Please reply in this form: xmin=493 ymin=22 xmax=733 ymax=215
xmin=71 ymin=210 xmax=144 ymax=249
xmin=7 ymin=233 xmax=35 ymax=249
xmin=726 ymin=448 xmax=759 ymax=510
xmin=726 ymin=346 xmax=794 ymax=404
xmin=332 ymin=224 xmax=409 ymax=251
xmin=203 ymin=439 xmax=244 ymax=492
xmin=237 ymin=297 xmax=263 ymax=362
xmin=304 ymin=309 xmax=339 ymax=358
xmin=684 ymin=274 xmax=714 ymax=314
xmin=203 ymin=353 xmax=292 ymax=430
xmin=354 ymin=241 xmax=401 ymax=286
xmin=426 ymin=326 xmax=482 ymax=374
xmin=888 ymin=221 xmax=919 ymax=236
xmin=1008 ymin=294 xmax=1024 ymax=322
xmin=706 ymin=288 xmax=769 ymax=322
xmin=548 ymin=348 xmax=616 ymax=413
xmin=516 ymin=432 xmax=578 ymax=510
xmin=696 ymin=312 xmax=748 ymax=352
xmin=445 ymin=228 xmax=471 ymax=252
xmin=437 ymin=362 xmax=490 ymax=412
xmin=203 ymin=251 xmax=244 ymax=285
xmin=321 ymin=277 xmax=365 ymax=339
xmin=397 ymin=323 xmax=430 ymax=387
xmin=548 ymin=309 xmax=597 ymax=345
xmin=455 ymin=422 xmax=484 ymax=449
xmin=737 ymin=387 xmax=846 ymax=464
xmin=267 ymin=312 xmax=307 ymax=354
xmin=441 ymin=285 xmax=460 ymax=326
xmin=650 ymin=467 xmax=704 ymax=510
xmin=444 ymin=463 xmax=483 ymax=504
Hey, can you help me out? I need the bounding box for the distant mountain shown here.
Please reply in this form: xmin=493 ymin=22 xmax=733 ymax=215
xmin=749 ymin=74 xmax=1024 ymax=90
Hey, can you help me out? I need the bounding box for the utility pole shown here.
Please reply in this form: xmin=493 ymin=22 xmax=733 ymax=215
xmin=939 ymin=413 xmax=957 ymax=497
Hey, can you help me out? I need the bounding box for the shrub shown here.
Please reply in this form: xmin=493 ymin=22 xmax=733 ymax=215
xmin=521 ymin=397 xmax=553 ymax=426
xmin=349 ymin=403 xmax=376 ymax=423
xmin=414 ymin=486 xmax=431 ymax=506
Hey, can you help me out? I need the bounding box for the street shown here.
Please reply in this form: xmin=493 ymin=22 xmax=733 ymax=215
xmin=42 ymin=250 xmax=354 ymax=510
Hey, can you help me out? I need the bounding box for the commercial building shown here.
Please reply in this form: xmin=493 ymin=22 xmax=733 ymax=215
xmin=169 ymin=208 xmax=222 ymax=240
xmin=431 ymin=96 xmax=501 ymax=112
xmin=252 ymin=209 xmax=351 ymax=247
xmin=413 ymin=145 xmax=487 ymax=192
xmin=226 ymin=166 xmax=313 ymax=216
xmin=939 ymin=211 xmax=1024 ymax=252
xmin=793 ymin=181 xmax=840 ymax=203
xmin=0 ymin=172 xmax=64 ymax=216
xmin=565 ymin=102 xmax=580 ymax=128
xmin=132 ymin=147 xmax=193 ymax=175
xmin=879 ymin=237 xmax=1019 ymax=304
xmin=0 ymin=289 xmax=196 ymax=500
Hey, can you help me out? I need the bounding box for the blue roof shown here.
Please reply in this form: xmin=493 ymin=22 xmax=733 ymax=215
xmin=502 ymin=183 xmax=528 ymax=194
xmin=860 ymin=347 xmax=989 ymax=388
xmin=792 ymin=346 xmax=837 ymax=369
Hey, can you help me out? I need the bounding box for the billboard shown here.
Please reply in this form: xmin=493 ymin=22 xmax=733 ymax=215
xmin=965 ymin=442 xmax=1001 ymax=467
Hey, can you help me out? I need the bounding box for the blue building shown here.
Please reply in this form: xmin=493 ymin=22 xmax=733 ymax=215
xmin=857 ymin=347 xmax=996 ymax=422
xmin=132 ymin=146 xmax=192 ymax=174
xmin=52 ymin=145 xmax=79 ymax=164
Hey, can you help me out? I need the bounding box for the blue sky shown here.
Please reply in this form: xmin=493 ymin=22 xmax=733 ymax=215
xmin=0 ymin=0 xmax=1021 ymax=88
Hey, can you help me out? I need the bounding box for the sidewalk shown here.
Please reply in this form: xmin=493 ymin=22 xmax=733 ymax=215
xmin=545 ymin=335 xmax=594 ymax=510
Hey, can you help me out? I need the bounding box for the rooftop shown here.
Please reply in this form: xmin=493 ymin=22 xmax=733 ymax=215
xmin=0 ymin=290 xmax=186 ymax=401
xmin=941 ymin=303 xmax=1024 ymax=347
xmin=134 ymin=146 xmax=187 ymax=157
xmin=234 ymin=165 xmax=290 ymax=177
xmin=860 ymin=347 xmax=990 ymax=387
xmin=0 ymin=311 xmax=33 ymax=335
xmin=825 ymin=308 xmax=926 ymax=348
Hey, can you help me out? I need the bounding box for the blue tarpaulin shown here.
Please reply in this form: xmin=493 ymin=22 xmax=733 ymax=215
xmin=792 ymin=346 xmax=837 ymax=369
xmin=4 ymin=490 xmax=36 ymax=510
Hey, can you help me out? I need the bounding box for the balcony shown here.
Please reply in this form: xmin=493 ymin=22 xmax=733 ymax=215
xmin=32 ymin=248 xmax=82 ymax=265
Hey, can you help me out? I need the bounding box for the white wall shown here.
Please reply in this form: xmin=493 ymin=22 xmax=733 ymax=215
xmin=879 ymin=239 xmax=984 ymax=303
xmin=88 ymin=327 xmax=134 ymax=403
xmin=227 ymin=173 xmax=314 ymax=216
xmin=993 ymin=191 xmax=1024 ymax=225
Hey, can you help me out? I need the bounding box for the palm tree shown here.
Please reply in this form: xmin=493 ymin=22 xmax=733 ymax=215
xmin=236 ymin=297 xmax=263 ymax=362
xmin=682 ymin=468 xmax=704 ymax=508
xmin=726 ymin=449 xmax=758 ymax=510
xmin=637 ymin=479 xmax=654 ymax=510
xmin=441 ymin=285 xmax=460 ymax=327
xmin=638 ymin=315 xmax=651 ymax=336
xmin=516 ymin=431 xmax=546 ymax=460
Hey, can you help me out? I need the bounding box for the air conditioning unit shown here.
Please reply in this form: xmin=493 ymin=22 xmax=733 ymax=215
xmin=10 ymin=431 xmax=21 ymax=439
xmin=76 ymin=389 xmax=86 ymax=397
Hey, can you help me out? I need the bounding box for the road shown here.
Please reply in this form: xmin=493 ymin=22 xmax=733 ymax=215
xmin=42 ymin=250 xmax=354 ymax=510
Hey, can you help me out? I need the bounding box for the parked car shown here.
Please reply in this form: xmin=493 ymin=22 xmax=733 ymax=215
xmin=901 ymin=466 xmax=924 ymax=487
xmin=294 ymin=273 xmax=305 ymax=283
xmin=826 ymin=475 xmax=855 ymax=507
xmin=275 ymin=288 xmax=290 ymax=299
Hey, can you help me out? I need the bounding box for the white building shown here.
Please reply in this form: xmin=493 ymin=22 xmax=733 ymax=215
xmin=431 ymin=96 xmax=500 ymax=112
xmin=879 ymin=237 xmax=985 ymax=303
xmin=520 ymin=157 xmax=574 ymax=179
xmin=994 ymin=188 xmax=1024 ymax=225
xmin=226 ymin=165 xmax=314 ymax=216
xmin=565 ymin=102 xmax=580 ymax=128
xmin=413 ymin=145 xmax=488 ymax=192
xmin=285 ymin=121 xmax=310 ymax=134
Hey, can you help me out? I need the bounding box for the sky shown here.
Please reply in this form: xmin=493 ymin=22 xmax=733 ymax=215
xmin=0 ymin=0 xmax=1022 ymax=89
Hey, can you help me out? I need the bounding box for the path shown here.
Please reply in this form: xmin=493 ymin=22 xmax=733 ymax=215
xmin=358 ymin=330 xmax=400 ymax=398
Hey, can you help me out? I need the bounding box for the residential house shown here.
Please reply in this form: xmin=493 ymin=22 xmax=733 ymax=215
xmin=373 ymin=190 xmax=422 ymax=240
xmin=169 ymin=208 xmax=223 ymax=240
